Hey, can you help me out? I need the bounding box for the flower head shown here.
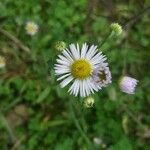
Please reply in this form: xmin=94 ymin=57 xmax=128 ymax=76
xmin=54 ymin=41 xmax=66 ymax=52
xmin=84 ymin=97 xmax=95 ymax=108
xmin=25 ymin=21 xmax=38 ymax=36
xmin=0 ymin=56 xmax=6 ymax=68
xmin=92 ymin=65 xmax=112 ymax=88
xmin=110 ymin=23 xmax=122 ymax=36
xmin=93 ymin=137 xmax=102 ymax=145
xmin=54 ymin=43 xmax=108 ymax=97
xmin=119 ymin=76 xmax=138 ymax=94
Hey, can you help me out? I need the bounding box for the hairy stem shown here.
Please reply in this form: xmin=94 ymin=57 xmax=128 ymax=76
xmin=99 ymin=31 xmax=113 ymax=48
xmin=69 ymin=100 xmax=93 ymax=149
xmin=0 ymin=28 xmax=30 ymax=53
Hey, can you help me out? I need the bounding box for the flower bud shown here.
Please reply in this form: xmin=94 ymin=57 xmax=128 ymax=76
xmin=54 ymin=41 xmax=66 ymax=52
xmin=110 ymin=23 xmax=122 ymax=36
xmin=122 ymin=115 xmax=129 ymax=134
xmin=83 ymin=97 xmax=94 ymax=108
xmin=119 ymin=76 xmax=138 ymax=94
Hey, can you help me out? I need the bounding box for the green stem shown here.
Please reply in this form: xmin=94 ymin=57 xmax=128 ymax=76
xmin=69 ymin=100 xmax=93 ymax=149
xmin=99 ymin=31 xmax=113 ymax=48
xmin=122 ymin=104 xmax=146 ymax=130
xmin=2 ymin=97 xmax=21 ymax=113
xmin=0 ymin=110 xmax=16 ymax=142
xmin=122 ymin=40 xmax=128 ymax=75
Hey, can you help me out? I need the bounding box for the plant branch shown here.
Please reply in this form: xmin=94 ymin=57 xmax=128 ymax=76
xmin=122 ymin=104 xmax=146 ymax=130
xmin=0 ymin=110 xmax=16 ymax=142
xmin=123 ymin=6 xmax=150 ymax=28
xmin=69 ymin=100 xmax=93 ymax=149
xmin=99 ymin=31 xmax=113 ymax=48
xmin=0 ymin=28 xmax=30 ymax=53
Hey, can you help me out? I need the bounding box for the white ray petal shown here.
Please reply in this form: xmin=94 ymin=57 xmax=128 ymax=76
xmin=84 ymin=79 xmax=91 ymax=96
xmin=82 ymin=80 xmax=86 ymax=97
xmin=85 ymin=45 xmax=98 ymax=60
xmin=55 ymin=68 xmax=70 ymax=75
xmin=58 ymin=55 xmax=71 ymax=64
xmin=55 ymin=64 xmax=69 ymax=69
xmin=81 ymin=43 xmax=88 ymax=58
xmin=62 ymin=50 xmax=73 ymax=62
xmin=57 ymin=73 xmax=71 ymax=81
xmin=56 ymin=59 xmax=70 ymax=66
xmin=60 ymin=76 xmax=73 ymax=88
xmin=70 ymin=44 xmax=80 ymax=59
xmin=68 ymin=79 xmax=80 ymax=96
xmin=79 ymin=80 xmax=83 ymax=97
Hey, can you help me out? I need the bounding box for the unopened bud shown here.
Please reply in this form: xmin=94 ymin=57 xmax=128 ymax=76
xmin=54 ymin=41 xmax=66 ymax=52
xmin=84 ymin=97 xmax=94 ymax=108
xmin=110 ymin=23 xmax=122 ymax=36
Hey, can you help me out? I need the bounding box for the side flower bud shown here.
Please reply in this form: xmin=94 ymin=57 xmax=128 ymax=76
xmin=83 ymin=97 xmax=95 ymax=108
xmin=119 ymin=76 xmax=138 ymax=94
xmin=110 ymin=23 xmax=122 ymax=36
xmin=54 ymin=41 xmax=66 ymax=52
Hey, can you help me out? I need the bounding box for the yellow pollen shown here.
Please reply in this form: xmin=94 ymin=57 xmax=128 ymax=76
xmin=71 ymin=59 xmax=92 ymax=80
xmin=27 ymin=24 xmax=35 ymax=32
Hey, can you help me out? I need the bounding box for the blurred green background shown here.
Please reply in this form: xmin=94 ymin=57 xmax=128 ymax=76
xmin=0 ymin=0 xmax=150 ymax=149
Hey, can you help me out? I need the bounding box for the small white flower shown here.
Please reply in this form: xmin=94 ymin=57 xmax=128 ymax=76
xmin=54 ymin=43 xmax=108 ymax=97
xmin=120 ymin=76 xmax=138 ymax=94
xmin=0 ymin=56 xmax=6 ymax=68
xmin=92 ymin=65 xmax=112 ymax=88
xmin=93 ymin=137 xmax=102 ymax=145
xmin=25 ymin=21 xmax=38 ymax=36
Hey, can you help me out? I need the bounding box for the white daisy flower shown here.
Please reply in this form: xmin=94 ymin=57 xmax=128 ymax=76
xmin=25 ymin=21 xmax=38 ymax=36
xmin=54 ymin=43 xmax=108 ymax=97
xmin=119 ymin=76 xmax=138 ymax=94
xmin=0 ymin=56 xmax=6 ymax=68
xmin=92 ymin=65 xmax=112 ymax=88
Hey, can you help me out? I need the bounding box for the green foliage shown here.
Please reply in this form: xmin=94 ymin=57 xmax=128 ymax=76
xmin=0 ymin=0 xmax=150 ymax=149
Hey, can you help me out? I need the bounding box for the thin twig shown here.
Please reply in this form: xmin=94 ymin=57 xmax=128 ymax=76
xmin=0 ymin=28 xmax=30 ymax=53
xmin=11 ymin=135 xmax=25 ymax=150
xmin=123 ymin=6 xmax=150 ymax=28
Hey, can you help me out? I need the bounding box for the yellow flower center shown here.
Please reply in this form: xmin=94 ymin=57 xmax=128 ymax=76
xmin=27 ymin=24 xmax=35 ymax=32
xmin=71 ymin=59 xmax=92 ymax=80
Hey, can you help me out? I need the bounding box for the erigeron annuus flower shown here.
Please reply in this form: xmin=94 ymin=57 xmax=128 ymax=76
xmin=54 ymin=43 xmax=108 ymax=97
xmin=0 ymin=56 xmax=6 ymax=68
xmin=25 ymin=21 xmax=38 ymax=36
xmin=92 ymin=65 xmax=112 ymax=88
xmin=119 ymin=76 xmax=138 ymax=94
